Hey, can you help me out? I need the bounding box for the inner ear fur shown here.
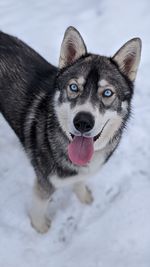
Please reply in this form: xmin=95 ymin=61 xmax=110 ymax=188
xmin=59 ymin=26 xmax=87 ymax=69
xmin=112 ymin=38 xmax=142 ymax=81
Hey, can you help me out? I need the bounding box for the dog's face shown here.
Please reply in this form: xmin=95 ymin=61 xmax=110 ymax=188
xmin=54 ymin=27 xmax=141 ymax=166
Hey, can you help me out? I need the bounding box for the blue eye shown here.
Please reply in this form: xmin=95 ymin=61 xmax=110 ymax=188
xmin=69 ymin=83 xmax=78 ymax=92
xmin=103 ymin=89 xmax=113 ymax=97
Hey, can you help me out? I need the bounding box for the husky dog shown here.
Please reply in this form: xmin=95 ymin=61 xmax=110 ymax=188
xmin=0 ymin=27 xmax=141 ymax=233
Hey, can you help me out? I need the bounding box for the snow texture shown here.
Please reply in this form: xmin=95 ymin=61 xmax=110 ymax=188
xmin=0 ymin=0 xmax=150 ymax=266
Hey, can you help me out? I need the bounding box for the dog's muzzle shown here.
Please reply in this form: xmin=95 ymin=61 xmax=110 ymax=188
xmin=68 ymin=112 xmax=95 ymax=166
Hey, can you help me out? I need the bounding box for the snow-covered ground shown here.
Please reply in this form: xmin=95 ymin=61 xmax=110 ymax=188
xmin=0 ymin=0 xmax=150 ymax=266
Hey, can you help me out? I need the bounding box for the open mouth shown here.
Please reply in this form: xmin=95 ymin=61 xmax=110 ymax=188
xmin=70 ymin=119 xmax=109 ymax=142
xmin=70 ymin=132 xmax=101 ymax=142
xmin=68 ymin=120 xmax=109 ymax=166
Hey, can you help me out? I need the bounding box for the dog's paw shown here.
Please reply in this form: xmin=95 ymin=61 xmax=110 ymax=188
xmin=81 ymin=186 xmax=94 ymax=205
xmin=30 ymin=216 xmax=51 ymax=234
xmin=74 ymin=183 xmax=94 ymax=205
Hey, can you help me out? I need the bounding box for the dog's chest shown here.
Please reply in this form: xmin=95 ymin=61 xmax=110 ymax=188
xmin=50 ymin=149 xmax=106 ymax=188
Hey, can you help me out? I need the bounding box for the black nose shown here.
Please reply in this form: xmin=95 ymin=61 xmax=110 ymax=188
xmin=73 ymin=112 xmax=95 ymax=133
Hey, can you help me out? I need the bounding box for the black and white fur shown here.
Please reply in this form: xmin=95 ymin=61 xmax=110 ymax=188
xmin=0 ymin=27 xmax=141 ymax=233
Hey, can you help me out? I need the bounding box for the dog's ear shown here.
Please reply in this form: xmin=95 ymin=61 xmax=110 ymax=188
xmin=59 ymin=26 xmax=87 ymax=69
xmin=112 ymin=38 xmax=142 ymax=82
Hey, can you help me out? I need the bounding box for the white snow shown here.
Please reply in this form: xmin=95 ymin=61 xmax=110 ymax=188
xmin=0 ymin=0 xmax=150 ymax=266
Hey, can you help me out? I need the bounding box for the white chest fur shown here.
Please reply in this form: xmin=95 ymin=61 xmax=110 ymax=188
xmin=50 ymin=148 xmax=106 ymax=188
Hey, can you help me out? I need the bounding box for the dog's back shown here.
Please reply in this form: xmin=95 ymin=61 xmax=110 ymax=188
xmin=0 ymin=31 xmax=57 ymax=138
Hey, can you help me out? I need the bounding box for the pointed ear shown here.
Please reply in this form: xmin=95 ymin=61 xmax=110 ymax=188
xmin=59 ymin=26 xmax=87 ymax=69
xmin=112 ymin=38 xmax=142 ymax=81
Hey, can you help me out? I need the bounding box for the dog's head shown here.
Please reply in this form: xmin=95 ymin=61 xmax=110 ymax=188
xmin=54 ymin=26 xmax=141 ymax=166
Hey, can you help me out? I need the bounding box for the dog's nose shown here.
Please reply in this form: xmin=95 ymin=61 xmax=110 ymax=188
xmin=73 ymin=112 xmax=95 ymax=133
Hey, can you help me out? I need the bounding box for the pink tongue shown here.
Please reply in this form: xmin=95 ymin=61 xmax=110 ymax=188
xmin=68 ymin=136 xmax=94 ymax=166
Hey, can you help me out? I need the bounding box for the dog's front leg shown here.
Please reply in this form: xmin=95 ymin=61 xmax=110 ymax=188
xmin=73 ymin=182 xmax=94 ymax=205
xmin=29 ymin=179 xmax=55 ymax=233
